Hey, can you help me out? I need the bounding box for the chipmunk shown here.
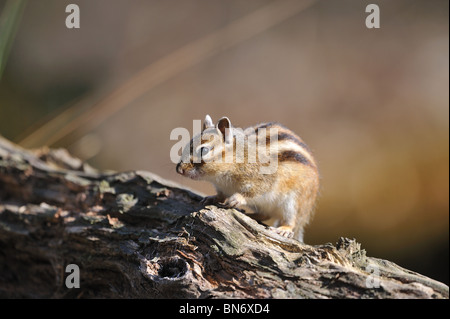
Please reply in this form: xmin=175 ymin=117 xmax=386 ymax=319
xmin=176 ymin=115 xmax=319 ymax=242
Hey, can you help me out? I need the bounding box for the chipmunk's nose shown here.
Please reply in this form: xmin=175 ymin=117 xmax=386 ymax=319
xmin=176 ymin=163 xmax=184 ymax=175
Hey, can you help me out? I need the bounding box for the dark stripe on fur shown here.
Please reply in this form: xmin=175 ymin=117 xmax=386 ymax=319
xmin=278 ymin=150 xmax=311 ymax=166
xmin=277 ymin=132 xmax=310 ymax=151
xmin=254 ymin=122 xmax=278 ymax=130
xmin=256 ymin=123 xmax=311 ymax=152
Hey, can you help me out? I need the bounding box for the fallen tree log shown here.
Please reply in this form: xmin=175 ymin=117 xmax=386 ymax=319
xmin=0 ymin=136 xmax=448 ymax=299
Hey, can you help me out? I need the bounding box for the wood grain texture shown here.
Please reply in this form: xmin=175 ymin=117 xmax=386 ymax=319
xmin=0 ymin=136 xmax=448 ymax=298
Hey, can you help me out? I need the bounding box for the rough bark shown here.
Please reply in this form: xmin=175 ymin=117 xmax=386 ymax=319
xmin=0 ymin=136 xmax=448 ymax=299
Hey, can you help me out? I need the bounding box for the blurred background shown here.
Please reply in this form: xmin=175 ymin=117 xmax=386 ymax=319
xmin=0 ymin=0 xmax=448 ymax=285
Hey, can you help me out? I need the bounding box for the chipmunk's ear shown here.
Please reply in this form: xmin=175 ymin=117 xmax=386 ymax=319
xmin=217 ymin=117 xmax=233 ymax=144
xmin=203 ymin=114 xmax=214 ymax=130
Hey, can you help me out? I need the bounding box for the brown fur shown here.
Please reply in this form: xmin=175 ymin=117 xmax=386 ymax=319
xmin=177 ymin=116 xmax=319 ymax=242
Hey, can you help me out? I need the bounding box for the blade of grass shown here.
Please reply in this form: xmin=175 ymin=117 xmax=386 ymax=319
xmin=0 ymin=0 xmax=27 ymax=80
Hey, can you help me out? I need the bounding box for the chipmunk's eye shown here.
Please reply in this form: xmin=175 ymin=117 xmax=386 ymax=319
xmin=201 ymin=146 xmax=211 ymax=157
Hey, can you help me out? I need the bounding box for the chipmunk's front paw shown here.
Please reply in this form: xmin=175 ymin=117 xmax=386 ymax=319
xmin=223 ymin=193 xmax=247 ymax=208
xmin=269 ymin=226 xmax=294 ymax=239
xmin=201 ymin=195 xmax=221 ymax=205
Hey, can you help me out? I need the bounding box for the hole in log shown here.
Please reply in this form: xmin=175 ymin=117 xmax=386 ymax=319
xmin=157 ymin=258 xmax=188 ymax=279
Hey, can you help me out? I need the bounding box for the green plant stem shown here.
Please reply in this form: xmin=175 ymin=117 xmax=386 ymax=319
xmin=0 ymin=0 xmax=27 ymax=80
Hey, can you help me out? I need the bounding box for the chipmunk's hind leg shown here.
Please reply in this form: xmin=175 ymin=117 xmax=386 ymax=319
xmin=268 ymin=195 xmax=297 ymax=239
xmin=269 ymin=225 xmax=294 ymax=238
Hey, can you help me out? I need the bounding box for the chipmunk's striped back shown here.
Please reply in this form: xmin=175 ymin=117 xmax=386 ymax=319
xmin=250 ymin=122 xmax=317 ymax=169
